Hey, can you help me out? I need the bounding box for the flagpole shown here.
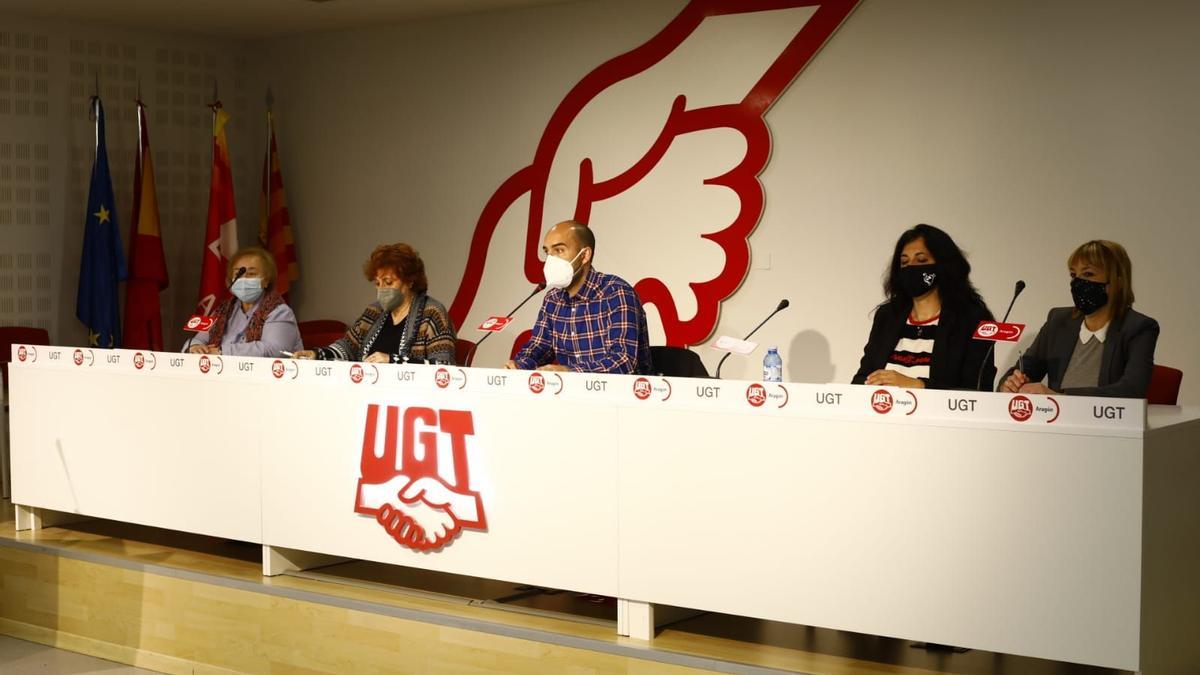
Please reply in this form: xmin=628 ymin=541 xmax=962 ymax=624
xmin=135 ymin=77 xmax=143 ymax=157
xmin=265 ymin=85 xmax=274 ymax=182
xmin=262 ymin=86 xmax=273 ymax=249
xmin=209 ymin=79 xmax=220 ymax=137
xmin=92 ymin=70 xmax=100 ymax=153
xmin=265 ymin=85 xmax=273 ymax=185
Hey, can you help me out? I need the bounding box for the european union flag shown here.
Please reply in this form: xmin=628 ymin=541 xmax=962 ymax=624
xmin=76 ymin=96 xmax=127 ymax=348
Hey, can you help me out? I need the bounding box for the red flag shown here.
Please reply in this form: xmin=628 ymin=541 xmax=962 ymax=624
xmin=123 ymin=100 xmax=169 ymax=350
xmin=258 ymin=110 xmax=298 ymax=298
xmin=196 ymin=101 xmax=238 ymax=316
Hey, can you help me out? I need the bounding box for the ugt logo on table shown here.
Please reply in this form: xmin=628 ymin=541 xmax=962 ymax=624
xmin=633 ymin=377 xmax=652 ymax=400
xmin=528 ymin=372 xmax=546 ymax=394
xmin=354 ymin=404 xmax=488 ymax=552
xmin=1009 ymin=395 xmax=1034 ymax=422
xmin=871 ymin=389 xmax=893 ymax=414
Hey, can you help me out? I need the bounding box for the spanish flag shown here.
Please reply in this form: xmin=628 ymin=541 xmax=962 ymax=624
xmin=122 ymin=98 xmax=169 ymax=350
xmin=258 ymin=109 xmax=299 ymax=298
xmin=196 ymin=100 xmax=238 ymax=317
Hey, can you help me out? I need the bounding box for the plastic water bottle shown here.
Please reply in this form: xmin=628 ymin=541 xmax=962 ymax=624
xmin=763 ymin=347 xmax=783 ymax=382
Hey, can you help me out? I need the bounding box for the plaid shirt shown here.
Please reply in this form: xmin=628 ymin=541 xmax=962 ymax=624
xmin=514 ymin=268 xmax=653 ymax=375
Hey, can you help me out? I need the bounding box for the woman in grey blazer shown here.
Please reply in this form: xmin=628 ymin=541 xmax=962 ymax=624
xmin=999 ymin=240 xmax=1159 ymax=398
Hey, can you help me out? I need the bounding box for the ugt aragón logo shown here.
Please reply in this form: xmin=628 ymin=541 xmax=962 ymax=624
xmin=447 ymin=0 xmax=860 ymax=351
xmin=354 ymin=404 xmax=487 ymax=552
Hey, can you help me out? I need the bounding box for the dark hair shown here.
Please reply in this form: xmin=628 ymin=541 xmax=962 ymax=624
xmin=362 ymin=243 xmax=428 ymax=295
xmin=881 ymin=224 xmax=989 ymax=314
xmin=566 ymin=220 xmax=596 ymax=254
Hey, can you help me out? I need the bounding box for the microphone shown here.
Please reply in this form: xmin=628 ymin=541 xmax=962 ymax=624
xmin=715 ymin=299 xmax=790 ymax=379
xmin=181 ymin=314 xmax=217 ymax=354
xmin=228 ymin=266 xmax=247 ymax=288
xmin=976 ymin=280 xmax=1025 ymax=391
xmin=1000 ymin=280 xmax=1025 ymax=323
xmin=465 ymin=282 xmax=547 ymax=367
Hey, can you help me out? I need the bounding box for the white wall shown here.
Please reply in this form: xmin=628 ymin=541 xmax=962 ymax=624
xmin=5 ymin=0 xmax=1197 ymax=404
xmin=0 ymin=13 xmax=262 ymax=348
xmin=258 ymin=0 xmax=1200 ymax=403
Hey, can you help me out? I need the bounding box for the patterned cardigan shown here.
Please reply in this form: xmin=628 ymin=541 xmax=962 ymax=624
xmin=315 ymin=294 xmax=458 ymax=364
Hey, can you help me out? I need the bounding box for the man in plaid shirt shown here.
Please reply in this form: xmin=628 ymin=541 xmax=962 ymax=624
xmin=506 ymin=221 xmax=653 ymax=374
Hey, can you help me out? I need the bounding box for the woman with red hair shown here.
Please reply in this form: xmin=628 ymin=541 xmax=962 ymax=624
xmin=293 ymin=243 xmax=457 ymax=364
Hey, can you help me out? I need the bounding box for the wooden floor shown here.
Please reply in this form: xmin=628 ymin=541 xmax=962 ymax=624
xmin=0 ymin=501 xmax=1129 ymax=675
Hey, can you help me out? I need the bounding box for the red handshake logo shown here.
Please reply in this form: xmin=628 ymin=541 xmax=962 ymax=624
xmin=354 ymin=405 xmax=487 ymax=552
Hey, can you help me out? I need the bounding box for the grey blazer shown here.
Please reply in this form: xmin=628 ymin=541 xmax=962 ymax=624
xmin=998 ymin=307 xmax=1159 ymax=398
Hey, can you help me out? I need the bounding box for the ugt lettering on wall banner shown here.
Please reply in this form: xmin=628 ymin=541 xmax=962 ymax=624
xmin=354 ymin=404 xmax=488 ymax=552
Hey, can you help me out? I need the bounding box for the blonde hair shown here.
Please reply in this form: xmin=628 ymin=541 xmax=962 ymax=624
xmin=1069 ymin=240 xmax=1133 ymax=320
xmin=228 ymin=246 xmax=277 ymax=287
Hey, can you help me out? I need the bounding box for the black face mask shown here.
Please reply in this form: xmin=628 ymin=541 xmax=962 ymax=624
xmin=1071 ymin=277 xmax=1109 ymax=315
xmin=898 ymin=264 xmax=939 ymax=298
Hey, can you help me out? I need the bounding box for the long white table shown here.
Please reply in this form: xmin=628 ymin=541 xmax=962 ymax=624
xmin=7 ymin=345 xmax=1199 ymax=673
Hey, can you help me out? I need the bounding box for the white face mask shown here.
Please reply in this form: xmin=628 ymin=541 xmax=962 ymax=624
xmin=543 ymin=249 xmax=585 ymax=289
xmin=231 ymin=277 xmax=264 ymax=303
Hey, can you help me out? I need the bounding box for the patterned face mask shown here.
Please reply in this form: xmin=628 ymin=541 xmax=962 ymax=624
xmin=898 ymin=263 xmax=939 ymax=298
xmin=1070 ymin=277 xmax=1109 ymax=315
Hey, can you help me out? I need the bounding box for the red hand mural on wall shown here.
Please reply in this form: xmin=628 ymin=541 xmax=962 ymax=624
xmin=448 ymin=0 xmax=859 ymax=347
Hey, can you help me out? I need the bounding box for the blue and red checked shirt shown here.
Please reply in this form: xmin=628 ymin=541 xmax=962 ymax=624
xmin=514 ymin=268 xmax=654 ymax=375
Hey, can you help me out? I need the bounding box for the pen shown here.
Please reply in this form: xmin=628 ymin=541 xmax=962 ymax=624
xmin=281 ymin=351 xmax=294 ymax=358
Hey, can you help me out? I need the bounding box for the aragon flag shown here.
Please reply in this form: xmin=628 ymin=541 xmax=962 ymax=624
xmin=196 ymin=100 xmax=238 ymax=316
xmin=259 ymin=108 xmax=299 ymax=299
xmin=75 ymin=95 xmax=127 ymax=348
xmin=122 ymin=98 xmax=169 ymax=350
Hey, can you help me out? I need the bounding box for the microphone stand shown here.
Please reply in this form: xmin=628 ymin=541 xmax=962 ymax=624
xmin=976 ymin=281 xmax=1025 ymax=391
xmin=184 ymin=267 xmax=247 ymax=354
xmin=465 ymin=283 xmax=546 ymax=367
xmin=715 ymin=300 xmax=789 ymax=380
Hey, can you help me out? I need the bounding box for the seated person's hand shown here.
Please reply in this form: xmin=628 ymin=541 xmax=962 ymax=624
xmin=291 ymin=350 xmax=316 ymax=360
xmin=541 ymin=364 xmax=570 ymax=372
xmin=187 ymin=344 xmax=208 ymax=354
xmin=1001 ymin=370 xmax=1028 ymax=393
xmin=503 ymin=360 xmax=518 ymax=370
xmin=364 ymin=351 xmax=390 ymax=364
xmin=1018 ymin=382 xmax=1055 ymax=395
xmin=865 ymin=369 xmax=922 ymax=388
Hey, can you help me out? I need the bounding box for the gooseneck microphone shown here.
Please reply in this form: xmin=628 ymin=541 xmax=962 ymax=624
xmin=976 ymin=280 xmax=1026 ymax=391
xmin=1000 ymin=280 xmax=1026 ymax=323
xmin=185 ymin=268 xmax=244 ymax=353
xmin=465 ymin=282 xmax=547 ymax=367
xmin=715 ymin=299 xmax=790 ymax=380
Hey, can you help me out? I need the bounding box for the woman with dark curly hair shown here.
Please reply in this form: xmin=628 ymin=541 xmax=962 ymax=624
xmin=292 ymin=243 xmax=457 ymax=364
xmin=851 ymin=224 xmax=996 ymax=390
